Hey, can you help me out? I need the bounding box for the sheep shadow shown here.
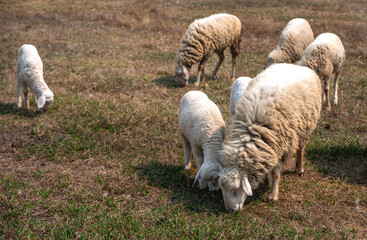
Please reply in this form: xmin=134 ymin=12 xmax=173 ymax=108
xmin=307 ymin=143 xmax=367 ymax=185
xmin=135 ymin=161 xmax=266 ymax=213
xmin=152 ymin=75 xmax=203 ymax=89
xmin=152 ymin=76 xmax=181 ymax=88
xmin=0 ymin=102 xmax=39 ymax=118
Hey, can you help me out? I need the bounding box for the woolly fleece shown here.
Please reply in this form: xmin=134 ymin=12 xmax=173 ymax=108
xmin=220 ymin=64 xmax=322 ymax=208
xmin=230 ymin=77 xmax=252 ymax=117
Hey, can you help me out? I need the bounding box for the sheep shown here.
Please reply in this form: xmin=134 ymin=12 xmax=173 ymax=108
xmin=174 ymin=13 xmax=242 ymax=87
xmin=218 ymin=63 xmax=322 ymax=212
xmin=264 ymin=18 xmax=314 ymax=69
xmin=16 ymin=44 xmax=54 ymax=111
xmin=299 ymin=33 xmax=346 ymax=111
xmin=230 ymin=76 xmax=252 ymax=117
xmin=179 ymin=91 xmax=226 ymax=191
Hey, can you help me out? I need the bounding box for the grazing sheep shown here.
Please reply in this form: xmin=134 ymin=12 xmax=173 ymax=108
xmin=230 ymin=76 xmax=252 ymax=117
xmin=299 ymin=33 xmax=346 ymax=110
xmin=174 ymin=13 xmax=242 ymax=87
xmin=219 ymin=64 xmax=322 ymax=212
xmin=264 ymin=18 xmax=314 ymax=69
xmin=16 ymin=44 xmax=54 ymax=111
xmin=179 ymin=91 xmax=226 ymax=191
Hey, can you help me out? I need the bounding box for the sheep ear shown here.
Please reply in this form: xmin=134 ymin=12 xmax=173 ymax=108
xmin=213 ymin=165 xmax=223 ymax=179
xmin=182 ymin=66 xmax=189 ymax=81
xmin=37 ymin=95 xmax=46 ymax=109
xmin=193 ymin=168 xmax=202 ymax=187
xmin=241 ymin=176 xmax=253 ymax=196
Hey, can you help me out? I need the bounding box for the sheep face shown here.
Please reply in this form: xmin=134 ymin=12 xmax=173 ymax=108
xmin=37 ymin=90 xmax=54 ymax=111
xmin=264 ymin=56 xmax=275 ymax=69
xmin=174 ymin=64 xmax=190 ymax=87
xmin=264 ymin=48 xmax=288 ymax=69
xmin=194 ymin=162 xmax=223 ymax=191
xmin=218 ymin=167 xmax=252 ymax=212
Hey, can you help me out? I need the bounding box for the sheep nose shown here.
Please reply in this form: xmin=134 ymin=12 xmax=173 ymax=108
xmin=227 ymin=209 xmax=234 ymax=214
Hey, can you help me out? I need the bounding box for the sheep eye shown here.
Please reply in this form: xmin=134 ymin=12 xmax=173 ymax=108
xmin=233 ymin=191 xmax=237 ymax=196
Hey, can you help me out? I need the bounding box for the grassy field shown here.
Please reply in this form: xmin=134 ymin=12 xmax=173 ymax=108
xmin=0 ymin=0 xmax=366 ymax=239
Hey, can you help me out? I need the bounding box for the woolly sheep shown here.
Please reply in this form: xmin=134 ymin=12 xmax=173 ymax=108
xmin=230 ymin=76 xmax=252 ymax=117
xmin=299 ymin=33 xmax=345 ymax=111
xmin=16 ymin=44 xmax=54 ymax=111
xmin=264 ymin=18 xmax=314 ymax=69
xmin=174 ymin=13 xmax=242 ymax=87
xmin=179 ymin=91 xmax=226 ymax=191
xmin=219 ymin=64 xmax=322 ymax=212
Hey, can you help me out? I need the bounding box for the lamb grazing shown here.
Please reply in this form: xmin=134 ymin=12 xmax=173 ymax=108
xmin=174 ymin=13 xmax=242 ymax=87
xmin=230 ymin=76 xmax=252 ymax=117
xmin=218 ymin=64 xmax=322 ymax=212
xmin=16 ymin=44 xmax=54 ymax=111
xmin=179 ymin=91 xmax=226 ymax=191
xmin=264 ymin=18 xmax=314 ymax=69
xmin=299 ymin=33 xmax=346 ymax=111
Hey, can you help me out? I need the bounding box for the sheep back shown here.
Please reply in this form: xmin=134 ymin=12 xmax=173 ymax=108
xmin=230 ymin=77 xmax=252 ymax=117
xmin=179 ymin=91 xmax=225 ymax=148
xmin=16 ymin=44 xmax=44 ymax=85
xmin=265 ymin=18 xmax=314 ymax=67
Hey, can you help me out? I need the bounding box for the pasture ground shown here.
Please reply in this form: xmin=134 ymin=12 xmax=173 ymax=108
xmin=0 ymin=0 xmax=366 ymax=239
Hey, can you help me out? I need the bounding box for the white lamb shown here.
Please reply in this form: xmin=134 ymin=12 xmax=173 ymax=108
xmin=219 ymin=64 xmax=322 ymax=212
xmin=229 ymin=77 xmax=252 ymax=117
xmin=299 ymin=32 xmax=346 ymax=111
xmin=175 ymin=13 xmax=242 ymax=87
xmin=264 ymin=18 xmax=314 ymax=69
xmin=179 ymin=91 xmax=226 ymax=191
xmin=16 ymin=44 xmax=54 ymax=111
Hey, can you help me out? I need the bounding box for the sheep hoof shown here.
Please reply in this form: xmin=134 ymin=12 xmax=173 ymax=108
xmin=194 ymin=82 xmax=200 ymax=87
xmin=269 ymin=194 xmax=279 ymax=201
xmin=184 ymin=163 xmax=192 ymax=170
xmin=208 ymin=74 xmax=216 ymax=80
xmin=295 ymin=169 xmax=304 ymax=176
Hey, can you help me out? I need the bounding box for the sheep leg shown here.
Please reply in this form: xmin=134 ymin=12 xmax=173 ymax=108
xmin=269 ymin=165 xmax=282 ymax=201
xmin=182 ymin=135 xmax=192 ymax=170
xmin=295 ymin=142 xmax=306 ymax=175
xmin=197 ymin=60 xmax=205 ymax=87
xmin=210 ymin=51 xmax=224 ymax=80
xmin=230 ymin=48 xmax=238 ymax=81
xmin=17 ymin=81 xmax=22 ymax=108
xmin=333 ymin=71 xmax=340 ymax=105
xmin=192 ymin=146 xmax=204 ymax=169
xmin=195 ymin=56 xmax=208 ymax=87
xmin=322 ymin=77 xmax=331 ymax=111
xmin=22 ymin=83 xmax=29 ymax=109
xmin=194 ymin=56 xmax=208 ymax=87
xmin=267 ymin=172 xmax=272 ymax=188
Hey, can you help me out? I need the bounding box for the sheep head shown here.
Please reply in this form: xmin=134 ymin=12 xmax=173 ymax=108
xmin=37 ymin=89 xmax=54 ymax=111
xmin=193 ymin=161 xmax=223 ymax=191
xmin=264 ymin=47 xmax=289 ymax=69
xmin=174 ymin=64 xmax=190 ymax=87
xmin=218 ymin=166 xmax=252 ymax=212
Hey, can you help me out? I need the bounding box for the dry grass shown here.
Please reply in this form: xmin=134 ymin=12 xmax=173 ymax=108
xmin=1 ymin=0 xmax=366 ymax=239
